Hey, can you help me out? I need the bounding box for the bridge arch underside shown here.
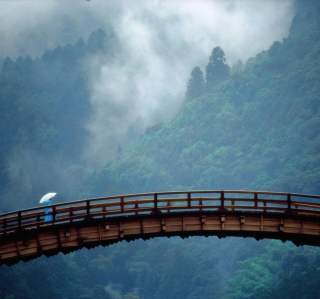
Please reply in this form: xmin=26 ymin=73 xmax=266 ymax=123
xmin=1 ymin=211 xmax=320 ymax=266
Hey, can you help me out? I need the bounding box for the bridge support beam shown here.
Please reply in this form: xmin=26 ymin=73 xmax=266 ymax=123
xmin=1 ymin=211 xmax=320 ymax=266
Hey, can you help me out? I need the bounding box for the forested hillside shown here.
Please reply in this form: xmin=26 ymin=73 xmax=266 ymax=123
xmin=0 ymin=29 xmax=114 ymax=211
xmin=85 ymin=6 xmax=320 ymax=198
xmin=0 ymin=2 xmax=320 ymax=299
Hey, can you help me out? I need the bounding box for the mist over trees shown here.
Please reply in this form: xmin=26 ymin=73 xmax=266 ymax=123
xmin=0 ymin=29 xmax=117 ymax=211
xmin=185 ymin=67 xmax=205 ymax=102
xmin=0 ymin=1 xmax=320 ymax=299
xmin=205 ymin=46 xmax=230 ymax=91
xmin=185 ymin=47 xmax=230 ymax=102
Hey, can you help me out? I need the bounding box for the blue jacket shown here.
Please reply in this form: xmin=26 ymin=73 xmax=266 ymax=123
xmin=44 ymin=199 xmax=53 ymax=222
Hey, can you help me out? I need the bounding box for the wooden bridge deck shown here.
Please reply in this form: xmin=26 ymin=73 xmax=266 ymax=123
xmin=1 ymin=190 xmax=320 ymax=266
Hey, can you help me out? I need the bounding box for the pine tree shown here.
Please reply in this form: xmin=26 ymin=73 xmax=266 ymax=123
xmin=205 ymin=46 xmax=229 ymax=91
xmin=185 ymin=66 xmax=205 ymax=101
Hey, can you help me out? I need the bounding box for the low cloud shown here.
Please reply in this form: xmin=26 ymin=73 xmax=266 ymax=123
xmin=0 ymin=0 xmax=295 ymax=206
xmin=83 ymin=0 xmax=295 ymax=162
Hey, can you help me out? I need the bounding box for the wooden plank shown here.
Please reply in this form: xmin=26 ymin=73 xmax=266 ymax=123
xmin=61 ymin=241 xmax=80 ymax=248
xmin=38 ymin=232 xmax=59 ymax=240
xmin=141 ymin=220 xmax=162 ymax=229
xmin=300 ymin=221 xmax=320 ymax=229
xmin=122 ymin=221 xmax=141 ymax=229
xmin=78 ymin=227 xmax=99 ymax=235
xmin=185 ymin=218 xmax=201 ymax=225
xmin=262 ymin=226 xmax=280 ymax=232
xmin=185 ymin=224 xmax=202 ymax=231
xmin=17 ymin=239 xmax=38 ymax=249
xmin=80 ymin=231 xmax=100 ymax=240
xmin=241 ymin=225 xmax=261 ymax=232
xmin=224 ymin=224 xmax=242 ymax=231
xmin=0 ymin=251 xmax=19 ymax=259
xmin=42 ymin=244 xmax=59 ymax=251
xmin=202 ymin=224 xmax=222 ymax=230
xmin=38 ymin=238 xmax=58 ymax=246
xmin=100 ymin=235 xmax=121 ymax=241
xmin=205 ymin=219 xmax=222 ymax=225
xmin=300 ymin=229 xmax=320 ymax=235
xmin=101 ymin=231 xmax=122 ymax=238
xmin=0 ymin=244 xmax=18 ymax=254
xmin=19 ymin=247 xmax=39 ymax=256
xmin=142 ymin=226 xmax=161 ymax=234
xmin=123 ymin=228 xmax=141 ymax=235
xmin=0 ymin=241 xmax=17 ymax=250
xmin=283 ymin=227 xmax=303 ymax=234
xmin=165 ymin=217 xmax=183 ymax=224
xmin=283 ymin=220 xmax=304 ymax=229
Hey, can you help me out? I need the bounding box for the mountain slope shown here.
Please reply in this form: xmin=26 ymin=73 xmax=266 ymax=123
xmin=0 ymin=3 xmax=320 ymax=299
xmin=85 ymin=7 xmax=320 ymax=198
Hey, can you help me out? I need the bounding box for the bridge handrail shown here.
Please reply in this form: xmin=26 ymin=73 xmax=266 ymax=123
xmin=1 ymin=190 xmax=320 ymax=235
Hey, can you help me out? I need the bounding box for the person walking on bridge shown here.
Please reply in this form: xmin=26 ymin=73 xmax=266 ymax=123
xmin=44 ymin=198 xmax=53 ymax=224
xmin=39 ymin=192 xmax=57 ymax=225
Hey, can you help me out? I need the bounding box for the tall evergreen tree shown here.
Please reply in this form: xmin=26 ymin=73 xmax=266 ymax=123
xmin=185 ymin=66 xmax=205 ymax=101
xmin=205 ymin=46 xmax=229 ymax=91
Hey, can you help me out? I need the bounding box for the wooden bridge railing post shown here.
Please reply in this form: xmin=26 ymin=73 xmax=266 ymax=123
xmin=70 ymin=207 xmax=73 ymax=223
xmin=18 ymin=211 xmax=22 ymax=230
xmin=154 ymin=193 xmax=158 ymax=213
xmin=219 ymin=191 xmax=225 ymax=211
xmin=135 ymin=201 xmax=139 ymax=215
xmin=86 ymin=200 xmax=91 ymax=220
xmin=153 ymin=193 xmax=161 ymax=214
xmin=254 ymin=193 xmax=258 ymax=208
xmin=52 ymin=206 xmax=56 ymax=224
xmin=286 ymin=193 xmax=291 ymax=214
xmin=187 ymin=192 xmax=191 ymax=209
xmin=37 ymin=214 xmax=40 ymax=229
xmin=120 ymin=197 xmax=124 ymax=213
xmin=2 ymin=218 xmax=7 ymax=232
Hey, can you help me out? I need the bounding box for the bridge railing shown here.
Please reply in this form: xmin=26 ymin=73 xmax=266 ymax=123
xmin=1 ymin=190 xmax=320 ymax=235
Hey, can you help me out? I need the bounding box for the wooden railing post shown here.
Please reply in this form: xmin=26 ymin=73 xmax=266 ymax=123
xmin=120 ymin=197 xmax=124 ymax=213
xmin=18 ymin=211 xmax=22 ymax=230
xmin=69 ymin=207 xmax=74 ymax=223
xmin=187 ymin=192 xmax=191 ymax=208
xmin=254 ymin=193 xmax=258 ymax=208
xmin=3 ymin=218 xmax=7 ymax=232
xmin=37 ymin=214 xmax=40 ymax=229
xmin=86 ymin=200 xmax=91 ymax=220
xmin=219 ymin=191 xmax=225 ymax=211
xmin=153 ymin=193 xmax=160 ymax=214
xmin=286 ymin=193 xmax=291 ymax=214
xmin=154 ymin=193 xmax=158 ymax=212
xmin=52 ymin=205 xmax=56 ymax=224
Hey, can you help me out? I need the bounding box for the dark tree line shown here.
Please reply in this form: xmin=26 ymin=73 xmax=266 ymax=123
xmin=185 ymin=46 xmax=230 ymax=102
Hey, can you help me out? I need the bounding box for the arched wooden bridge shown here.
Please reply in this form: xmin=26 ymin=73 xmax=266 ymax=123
xmin=1 ymin=190 xmax=320 ymax=266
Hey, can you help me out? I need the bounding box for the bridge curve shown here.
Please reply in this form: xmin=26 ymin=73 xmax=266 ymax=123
xmin=1 ymin=190 xmax=320 ymax=266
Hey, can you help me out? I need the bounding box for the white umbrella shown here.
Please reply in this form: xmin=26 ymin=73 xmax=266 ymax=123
xmin=39 ymin=192 xmax=57 ymax=204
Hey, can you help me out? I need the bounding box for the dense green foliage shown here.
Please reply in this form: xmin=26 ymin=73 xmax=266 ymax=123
xmin=205 ymin=47 xmax=230 ymax=92
xmin=0 ymin=2 xmax=320 ymax=299
xmin=185 ymin=67 xmax=205 ymax=102
xmin=85 ymin=7 xmax=320 ymax=198
xmin=0 ymin=29 xmax=116 ymax=210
